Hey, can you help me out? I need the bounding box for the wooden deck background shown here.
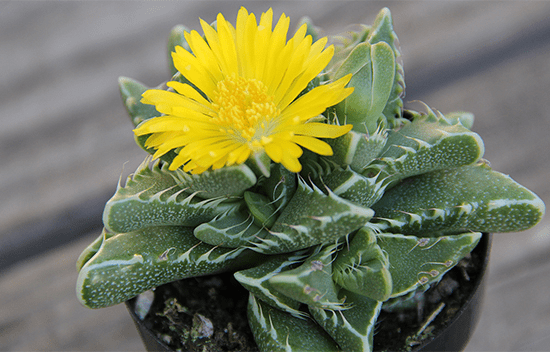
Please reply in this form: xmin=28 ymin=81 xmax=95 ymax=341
xmin=1 ymin=1 xmax=549 ymax=351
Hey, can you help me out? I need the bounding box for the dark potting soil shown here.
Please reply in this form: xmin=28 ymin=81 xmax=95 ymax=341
xmin=142 ymin=273 xmax=257 ymax=352
xmin=138 ymin=239 xmax=483 ymax=352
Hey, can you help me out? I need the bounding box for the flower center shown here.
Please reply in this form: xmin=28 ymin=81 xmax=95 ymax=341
xmin=212 ymin=74 xmax=279 ymax=142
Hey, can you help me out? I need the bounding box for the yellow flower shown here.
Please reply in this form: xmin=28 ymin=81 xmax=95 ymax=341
xmin=134 ymin=7 xmax=353 ymax=174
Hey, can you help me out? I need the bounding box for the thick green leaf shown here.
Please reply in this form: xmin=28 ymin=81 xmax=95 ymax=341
xmin=310 ymin=289 xmax=382 ymax=352
xmin=334 ymin=41 xmax=396 ymax=135
xmin=118 ymin=77 xmax=160 ymax=127
xmin=234 ymin=252 xmax=308 ymax=318
xmin=253 ymin=178 xmax=373 ymax=254
xmin=367 ymin=8 xmax=397 ymax=55
xmin=324 ymin=129 xmax=387 ymax=172
xmin=372 ymin=163 xmax=545 ymax=235
xmin=76 ymin=226 xmax=262 ymax=308
xmin=377 ymin=232 xmax=481 ymax=297
xmin=247 ymin=294 xmax=339 ymax=352
xmin=333 ymin=227 xmax=392 ymax=301
xmin=366 ymin=114 xmax=484 ymax=185
xmin=327 ymin=7 xmax=405 ymax=134
xmin=193 ymin=207 xmax=270 ymax=248
xmin=172 ymin=164 xmax=257 ymax=199
xmin=103 ymin=158 xmax=237 ymax=233
xmin=244 ymin=191 xmax=278 ymax=228
xmin=269 ymin=244 xmax=343 ymax=310
xmin=262 ymin=163 xmax=297 ymax=210
xmin=367 ymin=7 xmax=405 ymax=126
xmin=322 ymin=167 xmax=388 ymax=208
xmin=246 ymin=151 xmax=271 ymax=178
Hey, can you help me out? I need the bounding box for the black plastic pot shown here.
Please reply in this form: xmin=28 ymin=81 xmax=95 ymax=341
xmin=412 ymin=233 xmax=491 ymax=351
xmin=126 ymin=234 xmax=491 ymax=352
xmin=126 ymin=308 xmax=171 ymax=352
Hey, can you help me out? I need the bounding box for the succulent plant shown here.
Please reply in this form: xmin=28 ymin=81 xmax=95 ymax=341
xmin=76 ymin=7 xmax=544 ymax=351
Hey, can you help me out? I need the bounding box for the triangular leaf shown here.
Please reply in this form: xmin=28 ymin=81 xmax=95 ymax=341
xmin=253 ymin=178 xmax=373 ymax=254
xmin=234 ymin=252 xmax=309 ymax=318
xmin=247 ymin=294 xmax=339 ymax=352
xmin=368 ymin=7 xmax=405 ymax=126
xmin=193 ymin=207 xmax=270 ymax=248
xmin=366 ymin=113 xmax=484 ymax=186
xmin=372 ymin=163 xmax=545 ymax=235
xmin=333 ymin=227 xmax=392 ymax=301
xmin=172 ymin=164 xmax=256 ymax=199
xmin=103 ymin=158 xmax=237 ymax=233
xmin=321 ymin=167 xmax=388 ymax=208
xmin=269 ymin=244 xmax=343 ymax=310
xmin=377 ymin=232 xmax=482 ymax=297
xmin=334 ymin=41 xmax=395 ymax=135
xmin=76 ymin=226 xmax=262 ymax=308
xmin=310 ymin=289 xmax=382 ymax=352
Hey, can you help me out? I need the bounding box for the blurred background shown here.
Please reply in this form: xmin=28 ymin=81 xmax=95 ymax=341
xmin=1 ymin=1 xmax=549 ymax=350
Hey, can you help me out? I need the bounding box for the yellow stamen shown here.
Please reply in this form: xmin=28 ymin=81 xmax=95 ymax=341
xmin=211 ymin=73 xmax=280 ymax=142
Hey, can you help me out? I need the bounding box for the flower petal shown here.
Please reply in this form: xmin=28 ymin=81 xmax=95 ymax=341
xmin=264 ymin=142 xmax=283 ymax=163
xmin=278 ymin=45 xmax=334 ymax=109
xmin=281 ymin=153 xmax=302 ymax=173
xmin=291 ymin=123 xmax=352 ymax=138
xmin=183 ymin=30 xmax=224 ymax=82
xmin=216 ymin=13 xmax=239 ymax=75
xmin=292 ymin=135 xmax=334 ymax=156
xmin=172 ymin=47 xmax=217 ymax=97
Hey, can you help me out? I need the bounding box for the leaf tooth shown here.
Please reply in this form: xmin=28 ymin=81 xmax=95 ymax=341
xmin=201 ymin=246 xmax=246 ymax=265
xmin=249 ymin=294 xmax=269 ymax=329
xmin=307 ymin=177 xmax=328 ymax=196
xmin=195 ymin=195 xmax=225 ymax=207
xmin=283 ymin=224 xmax=310 ymax=235
xmin=131 ymin=185 xmax=155 ymax=200
xmin=375 ymin=217 xmax=406 ymax=229
xmin=454 ymin=203 xmax=475 ymax=216
xmin=164 ymin=185 xmax=189 ymax=202
xmin=425 ymin=207 xmax=447 ymax=221
xmin=307 ymin=215 xmax=333 ymax=223
xmin=406 ymin=136 xmax=434 ymax=149
xmin=395 ymin=210 xmax=423 ymax=225
xmin=247 ymin=235 xmax=281 ymax=253
xmin=362 ymin=222 xmax=386 ymax=234
xmin=173 ymin=241 xmax=203 ymax=264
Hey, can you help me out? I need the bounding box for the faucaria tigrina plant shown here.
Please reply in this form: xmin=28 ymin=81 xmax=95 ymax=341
xmin=76 ymin=7 xmax=544 ymax=351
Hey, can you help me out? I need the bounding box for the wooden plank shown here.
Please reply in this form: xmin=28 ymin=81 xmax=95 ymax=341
xmin=416 ymin=18 xmax=550 ymax=351
xmin=466 ymin=258 xmax=550 ymax=351
xmin=0 ymin=233 xmax=144 ymax=351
